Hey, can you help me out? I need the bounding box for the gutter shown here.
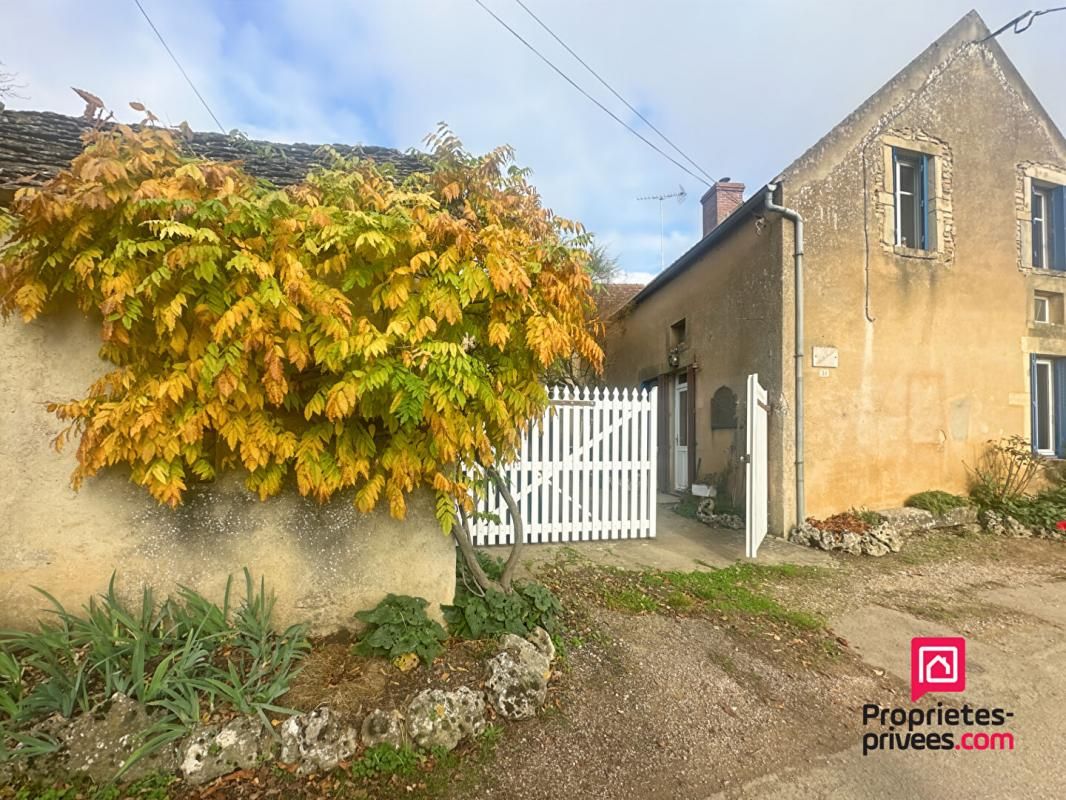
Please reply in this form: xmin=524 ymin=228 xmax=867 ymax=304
xmin=763 ymin=183 xmax=805 ymax=526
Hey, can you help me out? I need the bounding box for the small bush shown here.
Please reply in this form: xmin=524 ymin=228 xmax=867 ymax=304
xmin=991 ymin=485 xmax=1066 ymax=530
xmin=354 ymin=595 xmax=447 ymax=666
xmin=968 ymin=436 xmax=1044 ymax=506
xmin=905 ymin=490 xmax=969 ymax=516
xmin=850 ymin=507 xmax=884 ymax=527
xmin=351 ymin=743 xmax=422 ymax=780
xmin=443 ymin=581 xmax=562 ymax=640
xmin=0 ymin=571 xmax=308 ymax=774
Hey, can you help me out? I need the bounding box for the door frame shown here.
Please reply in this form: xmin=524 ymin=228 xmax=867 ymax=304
xmin=673 ymin=373 xmax=689 ymax=491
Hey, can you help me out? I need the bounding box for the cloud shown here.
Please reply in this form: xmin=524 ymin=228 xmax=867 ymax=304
xmin=1 ymin=0 xmax=1062 ymax=280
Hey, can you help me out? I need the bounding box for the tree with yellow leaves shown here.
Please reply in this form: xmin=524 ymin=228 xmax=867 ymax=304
xmin=0 ymin=122 xmax=602 ymax=593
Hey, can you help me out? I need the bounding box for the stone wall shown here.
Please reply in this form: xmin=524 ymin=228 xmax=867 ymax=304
xmin=0 ymin=310 xmax=456 ymax=635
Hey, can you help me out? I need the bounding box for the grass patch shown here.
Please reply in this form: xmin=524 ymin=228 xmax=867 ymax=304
xmin=601 ymin=587 xmax=661 ymax=613
xmin=553 ymin=559 xmax=825 ymax=632
xmin=905 ymin=490 xmax=970 ymax=516
xmin=7 ymin=773 xmax=175 ymax=800
xmin=657 ymin=565 xmax=823 ymax=630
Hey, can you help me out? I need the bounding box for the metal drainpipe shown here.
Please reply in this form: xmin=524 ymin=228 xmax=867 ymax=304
xmin=764 ymin=183 xmax=805 ymax=526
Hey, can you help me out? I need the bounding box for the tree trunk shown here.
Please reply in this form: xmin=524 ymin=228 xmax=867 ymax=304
xmin=487 ymin=465 xmax=524 ymax=593
xmin=452 ymin=504 xmax=495 ymax=594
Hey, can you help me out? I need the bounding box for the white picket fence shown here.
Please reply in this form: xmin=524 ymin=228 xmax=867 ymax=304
xmin=469 ymin=385 xmax=658 ymax=546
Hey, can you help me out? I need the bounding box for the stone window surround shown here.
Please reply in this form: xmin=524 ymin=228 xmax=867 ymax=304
xmin=1017 ymin=162 xmax=1066 ymax=273
xmin=875 ymin=131 xmax=954 ymax=263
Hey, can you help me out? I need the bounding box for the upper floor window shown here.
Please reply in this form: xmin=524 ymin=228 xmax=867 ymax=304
xmin=893 ymin=148 xmax=935 ymax=250
xmin=1032 ymin=183 xmax=1064 ymax=270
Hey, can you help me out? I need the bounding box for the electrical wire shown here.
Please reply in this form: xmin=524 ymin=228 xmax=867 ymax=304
xmin=472 ymin=0 xmax=711 ymax=187
xmin=510 ymin=0 xmax=715 ymax=185
xmin=132 ymin=0 xmax=227 ymax=133
xmin=982 ymin=6 xmax=1066 ymax=41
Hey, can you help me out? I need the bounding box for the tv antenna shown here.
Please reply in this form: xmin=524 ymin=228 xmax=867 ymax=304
xmin=638 ymin=185 xmax=687 ymax=271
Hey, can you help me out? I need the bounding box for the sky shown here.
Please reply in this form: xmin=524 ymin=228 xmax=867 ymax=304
xmin=1 ymin=1 xmax=1063 ymax=284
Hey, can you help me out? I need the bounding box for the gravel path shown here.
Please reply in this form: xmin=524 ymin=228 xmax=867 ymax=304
xmin=473 ymin=611 xmax=894 ymax=800
xmin=457 ymin=534 xmax=1066 ymax=800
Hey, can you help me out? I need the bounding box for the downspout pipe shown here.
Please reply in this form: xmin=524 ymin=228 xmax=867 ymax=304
xmin=764 ymin=183 xmax=805 ymax=527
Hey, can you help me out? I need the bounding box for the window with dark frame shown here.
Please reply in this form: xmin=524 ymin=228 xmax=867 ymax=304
xmin=893 ymin=148 xmax=935 ymax=250
xmin=1032 ymin=182 xmax=1065 ymax=270
xmin=1031 ymin=354 xmax=1066 ymax=458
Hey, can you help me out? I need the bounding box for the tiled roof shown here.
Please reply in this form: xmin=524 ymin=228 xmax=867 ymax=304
xmin=0 ymin=109 xmax=426 ymax=201
xmin=594 ymin=282 xmax=644 ymax=319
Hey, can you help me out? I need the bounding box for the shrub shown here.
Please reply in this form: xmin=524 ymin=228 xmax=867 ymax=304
xmin=443 ymin=581 xmax=562 ymax=640
xmin=968 ymin=436 xmax=1044 ymax=507
xmin=905 ymin=490 xmax=969 ymax=516
xmin=0 ymin=571 xmax=308 ymax=774
xmin=354 ymin=595 xmax=447 ymax=666
xmin=991 ymin=485 xmax=1066 ymax=530
xmin=0 ymin=124 xmax=602 ymax=532
xmin=850 ymin=507 xmax=884 ymax=527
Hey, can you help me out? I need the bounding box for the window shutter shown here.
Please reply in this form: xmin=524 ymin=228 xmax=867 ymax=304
xmin=923 ymin=154 xmax=936 ymax=250
xmin=918 ymin=154 xmax=928 ymax=250
xmin=1056 ymin=360 xmax=1066 ymax=459
xmin=1052 ymin=186 xmax=1066 ymax=271
xmin=1031 ymin=353 xmax=1039 ymax=453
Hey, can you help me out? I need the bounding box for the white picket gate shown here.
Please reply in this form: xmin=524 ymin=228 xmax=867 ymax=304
xmin=469 ymin=385 xmax=658 ymax=546
xmin=745 ymin=373 xmax=769 ymax=558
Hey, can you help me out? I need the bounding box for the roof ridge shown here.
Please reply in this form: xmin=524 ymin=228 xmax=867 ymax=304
xmin=0 ymin=109 xmax=427 ymax=198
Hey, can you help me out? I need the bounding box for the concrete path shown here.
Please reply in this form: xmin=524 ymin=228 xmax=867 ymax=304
xmin=714 ymin=581 xmax=1066 ymax=799
xmin=490 ymin=496 xmax=833 ymax=575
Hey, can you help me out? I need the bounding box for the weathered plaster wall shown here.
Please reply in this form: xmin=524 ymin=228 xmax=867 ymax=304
xmin=603 ymin=217 xmax=788 ymax=532
xmin=780 ymin=27 xmax=1066 ymax=522
xmin=0 ymin=311 xmax=456 ymax=635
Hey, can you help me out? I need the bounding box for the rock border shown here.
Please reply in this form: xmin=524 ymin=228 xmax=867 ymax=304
xmin=789 ymin=505 xmax=980 ymax=556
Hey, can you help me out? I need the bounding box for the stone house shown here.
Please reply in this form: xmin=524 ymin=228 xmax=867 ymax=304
xmin=603 ymin=11 xmax=1066 ymax=535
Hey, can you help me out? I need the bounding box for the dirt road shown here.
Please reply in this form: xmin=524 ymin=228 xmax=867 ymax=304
xmin=471 ymin=533 xmax=1066 ymax=800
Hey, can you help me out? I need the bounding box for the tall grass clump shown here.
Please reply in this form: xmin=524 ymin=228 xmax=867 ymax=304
xmin=0 ymin=570 xmax=309 ymax=776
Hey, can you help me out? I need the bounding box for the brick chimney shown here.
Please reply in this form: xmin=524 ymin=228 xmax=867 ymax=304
xmin=701 ymin=178 xmax=745 ymax=236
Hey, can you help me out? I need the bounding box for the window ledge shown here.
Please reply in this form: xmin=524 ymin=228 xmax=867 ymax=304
xmin=1020 ymin=266 xmax=1066 ymax=277
xmin=892 ymin=245 xmax=938 ymax=260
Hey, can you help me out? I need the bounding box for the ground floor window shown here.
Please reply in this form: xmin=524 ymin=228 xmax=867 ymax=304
xmin=1032 ymin=355 xmax=1066 ymax=457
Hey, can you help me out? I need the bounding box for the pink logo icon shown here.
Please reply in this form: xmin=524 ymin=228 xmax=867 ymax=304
xmin=911 ymin=636 xmax=966 ymax=701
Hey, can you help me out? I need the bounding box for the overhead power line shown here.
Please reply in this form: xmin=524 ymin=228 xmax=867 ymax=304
xmin=132 ymin=0 xmax=227 ymax=133
xmin=472 ymin=0 xmax=712 ymax=187
xmin=511 ymin=0 xmax=715 ymax=185
xmin=983 ymin=6 xmax=1066 ymax=40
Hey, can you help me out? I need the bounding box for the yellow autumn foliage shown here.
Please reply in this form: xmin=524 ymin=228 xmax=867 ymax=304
xmin=0 ymin=123 xmax=603 ymax=532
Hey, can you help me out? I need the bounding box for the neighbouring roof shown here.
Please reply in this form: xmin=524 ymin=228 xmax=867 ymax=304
xmin=594 ymin=282 xmax=644 ymax=319
xmin=0 ymin=109 xmax=427 ymax=200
